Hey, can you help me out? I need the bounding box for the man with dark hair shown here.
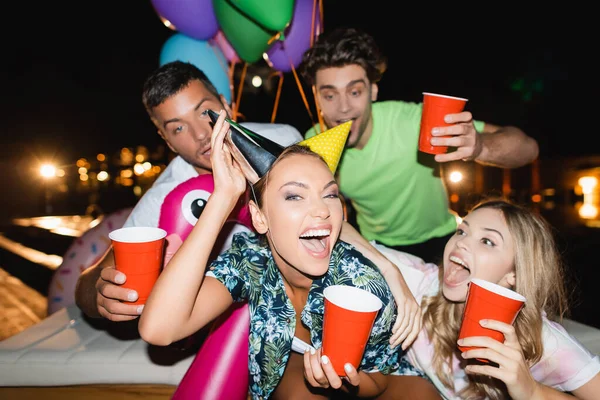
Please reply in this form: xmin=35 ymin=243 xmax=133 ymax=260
xmin=75 ymin=61 xmax=302 ymax=320
xmin=299 ymin=27 xmax=539 ymax=263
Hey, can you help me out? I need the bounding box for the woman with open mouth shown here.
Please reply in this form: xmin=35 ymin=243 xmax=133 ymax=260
xmin=139 ymin=110 xmax=441 ymax=399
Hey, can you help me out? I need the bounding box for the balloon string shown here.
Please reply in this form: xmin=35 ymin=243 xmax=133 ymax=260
xmin=310 ymin=0 xmax=317 ymax=46
xmin=268 ymin=32 xmax=281 ymax=46
xmin=287 ymin=49 xmax=315 ymax=125
xmin=210 ymin=40 xmax=230 ymax=78
xmin=271 ymin=72 xmax=284 ymax=123
xmin=318 ymin=0 xmax=324 ymax=31
xmin=312 ymin=85 xmax=325 ymax=133
xmin=228 ymin=61 xmax=237 ymax=105
xmin=310 ymin=0 xmax=324 ymax=43
xmin=208 ymin=40 xmax=237 ymax=115
xmin=307 ymin=0 xmax=324 ymax=131
xmin=234 ymin=63 xmax=248 ymax=120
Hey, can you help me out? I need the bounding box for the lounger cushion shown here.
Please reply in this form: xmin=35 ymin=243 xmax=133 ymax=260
xmin=0 ymin=305 xmax=194 ymax=386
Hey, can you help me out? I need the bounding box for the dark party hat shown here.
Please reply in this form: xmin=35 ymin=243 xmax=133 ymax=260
xmin=207 ymin=109 xmax=284 ymax=179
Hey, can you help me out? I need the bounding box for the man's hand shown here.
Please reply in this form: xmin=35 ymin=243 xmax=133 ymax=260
xmin=431 ymin=112 xmax=538 ymax=168
xmin=94 ymin=266 xmax=144 ymax=321
xmin=430 ymin=111 xmax=482 ymax=163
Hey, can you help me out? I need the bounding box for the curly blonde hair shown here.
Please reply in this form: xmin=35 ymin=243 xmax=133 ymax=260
xmin=422 ymin=199 xmax=569 ymax=399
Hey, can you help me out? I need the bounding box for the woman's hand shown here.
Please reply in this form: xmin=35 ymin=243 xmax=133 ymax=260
xmin=303 ymin=347 xmax=360 ymax=390
xmin=210 ymin=110 xmax=247 ymax=200
xmin=459 ymin=319 xmax=542 ymax=400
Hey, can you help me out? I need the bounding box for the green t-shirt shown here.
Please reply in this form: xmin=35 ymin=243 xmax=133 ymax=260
xmin=305 ymin=101 xmax=485 ymax=246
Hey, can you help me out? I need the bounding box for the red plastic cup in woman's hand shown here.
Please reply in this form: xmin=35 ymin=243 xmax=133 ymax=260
xmin=458 ymin=279 xmax=526 ymax=362
xmin=322 ymin=285 xmax=383 ymax=375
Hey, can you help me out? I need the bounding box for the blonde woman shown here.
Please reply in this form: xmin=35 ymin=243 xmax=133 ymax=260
xmin=371 ymin=200 xmax=600 ymax=399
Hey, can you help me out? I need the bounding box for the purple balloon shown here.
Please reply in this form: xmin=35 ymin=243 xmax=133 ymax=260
xmin=151 ymin=0 xmax=219 ymax=41
xmin=266 ymin=0 xmax=322 ymax=73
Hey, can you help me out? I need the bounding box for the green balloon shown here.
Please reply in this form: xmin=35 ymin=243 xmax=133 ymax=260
xmin=213 ymin=0 xmax=275 ymax=63
xmin=229 ymin=0 xmax=294 ymax=32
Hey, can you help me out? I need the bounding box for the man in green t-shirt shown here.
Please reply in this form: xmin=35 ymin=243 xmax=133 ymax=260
xmin=298 ymin=27 xmax=539 ymax=264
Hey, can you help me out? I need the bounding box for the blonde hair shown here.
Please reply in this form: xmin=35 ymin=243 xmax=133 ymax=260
xmin=422 ymin=199 xmax=569 ymax=399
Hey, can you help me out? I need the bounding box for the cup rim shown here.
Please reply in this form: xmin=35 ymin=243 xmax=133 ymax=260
xmin=422 ymin=92 xmax=468 ymax=102
xmin=324 ymin=285 xmax=383 ymax=312
xmin=470 ymin=278 xmax=526 ymax=302
xmin=109 ymin=227 xmax=167 ymax=243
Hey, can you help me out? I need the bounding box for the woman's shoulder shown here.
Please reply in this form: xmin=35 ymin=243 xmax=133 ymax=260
xmin=333 ymin=241 xmax=379 ymax=270
xmin=540 ymin=317 xmax=600 ymax=358
xmin=371 ymin=242 xmax=440 ymax=300
xmin=210 ymin=231 xmax=268 ymax=273
xmin=328 ymin=242 xmax=394 ymax=303
xmin=531 ymin=317 xmax=600 ymax=392
xmin=231 ymin=230 xmax=262 ymax=248
xmin=216 ymin=231 xmax=266 ymax=258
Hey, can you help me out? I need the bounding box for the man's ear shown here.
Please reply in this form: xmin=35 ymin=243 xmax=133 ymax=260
xmin=249 ymin=200 xmax=268 ymax=234
xmin=371 ymin=83 xmax=379 ymax=102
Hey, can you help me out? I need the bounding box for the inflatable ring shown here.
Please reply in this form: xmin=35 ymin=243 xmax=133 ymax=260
xmin=47 ymin=207 xmax=132 ymax=315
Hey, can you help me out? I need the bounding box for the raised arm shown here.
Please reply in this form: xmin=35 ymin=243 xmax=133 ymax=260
xmin=432 ymin=112 xmax=539 ymax=168
xmin=571 ymin=373 xmax=600 ymax=399
xmin=139 ymin=111 xmax=246 ymax=346
xmin=474 ymin=123 xmax=539 ymax=168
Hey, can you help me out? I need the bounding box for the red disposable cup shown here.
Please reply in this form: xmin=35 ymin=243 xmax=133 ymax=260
xmin=322 ymin=285 xmax=383 ymax=375
xmin=458 ymin=279 xmax=526 ymax=361
xmin=109 ymin=227 xmax=167 ymax=305
xmin=418 ymin=92 xmax=468 ymax=154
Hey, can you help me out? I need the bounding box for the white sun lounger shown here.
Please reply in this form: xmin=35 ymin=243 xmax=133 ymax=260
xmin=0 ymin=304 xmax=194 ymax=387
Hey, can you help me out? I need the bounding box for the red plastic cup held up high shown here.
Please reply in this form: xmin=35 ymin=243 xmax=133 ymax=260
xmin=418 ymin=92 xmax=468 ymax=155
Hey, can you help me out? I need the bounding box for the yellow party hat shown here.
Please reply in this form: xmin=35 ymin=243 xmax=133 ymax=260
xmin=299 ymin=120 xmax=352 ymax=173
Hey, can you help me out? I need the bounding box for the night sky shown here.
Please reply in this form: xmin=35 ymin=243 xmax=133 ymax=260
xmin=1 ymin=2 xmax=581 ymax=164
xmin=0 ymin=0 xmax=584 ymax=224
